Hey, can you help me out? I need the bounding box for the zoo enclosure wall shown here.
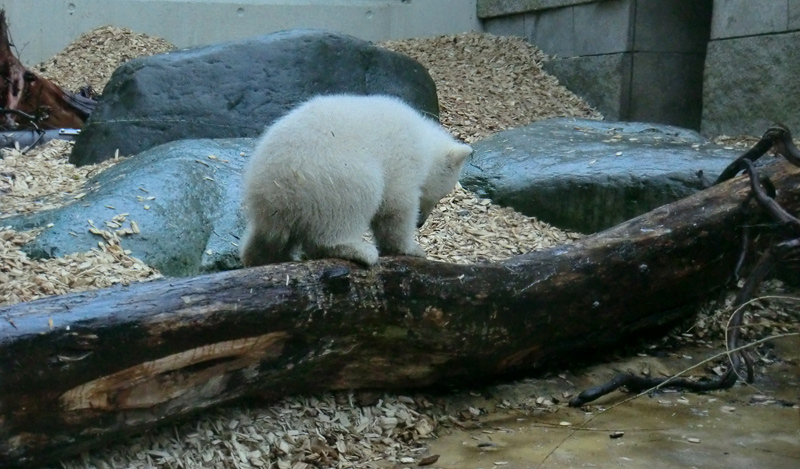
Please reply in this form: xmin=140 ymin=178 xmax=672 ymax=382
xmin=4 ymin=0 xmax=795 ymax=136
xmin=480 ymin=0 xmax=800 ymax=135
xmin=2 ymin=0 xmax=481 ymax=66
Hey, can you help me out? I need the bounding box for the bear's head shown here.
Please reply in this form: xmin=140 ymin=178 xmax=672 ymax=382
xmin=418 ymin=142 xmax=473 ymax=227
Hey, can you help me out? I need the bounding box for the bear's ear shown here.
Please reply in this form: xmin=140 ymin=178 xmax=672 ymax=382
xmin=448 ymin=143 xmax=473 ymax=165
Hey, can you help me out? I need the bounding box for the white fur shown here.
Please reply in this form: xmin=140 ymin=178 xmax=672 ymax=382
xmin=240 ymin=94 xmax=472 ymax=267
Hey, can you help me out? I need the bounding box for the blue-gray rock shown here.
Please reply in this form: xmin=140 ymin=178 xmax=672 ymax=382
xmin=9 ymin=119 xmax=745 ymax=277
xmin=460 ymin=118 xmax=741 ymax=233
xmin=7 ymin=139 xmax=253 ymax=277
xmin=70 ymin=29 xmax=438 ymax=166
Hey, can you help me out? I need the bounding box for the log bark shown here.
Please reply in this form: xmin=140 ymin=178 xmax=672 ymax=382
xmin=1 ymin=160 xmax=798 ymax=466
xmin=0 ymin=10 xmax=95 ymax=130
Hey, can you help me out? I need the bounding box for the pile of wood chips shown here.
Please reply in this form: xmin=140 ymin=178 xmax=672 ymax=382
xmin=66 ymin=393 xmax=448 ymax=469
xmin=0 ymin=225 xmax=158 ymax=306
xmin=419 ymin=185 xmax=580 ymax=264
xmin=0 ymin=27 xmax=603 ymax=468
xmin=0 ymin=140 xmax=116 ymax=218
xmin=381 ymin=33 xmax=601 ymax=143
xmin=34 ymin=26 xmax=176 ymax=93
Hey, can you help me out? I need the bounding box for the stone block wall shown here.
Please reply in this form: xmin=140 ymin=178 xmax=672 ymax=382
xmin=702 ymin=0 xmax=800 ymax=136
xmin=480 ymin=0 xmax=713 ymax=130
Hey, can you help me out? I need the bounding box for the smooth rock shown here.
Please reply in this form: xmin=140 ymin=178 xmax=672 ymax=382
xmin=7 ymin=139 xmax=252 ymax=277
xmin=70 ymin=29 xmax=438 ymax=166
xmin=460 ymin=118 xmax=740 ymax=233
xmin=7 ymin=119 xmax=745 ymax=277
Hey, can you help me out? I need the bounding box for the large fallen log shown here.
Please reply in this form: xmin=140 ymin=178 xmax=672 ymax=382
xmin=1 ymin=159 xmax=798 ymax=466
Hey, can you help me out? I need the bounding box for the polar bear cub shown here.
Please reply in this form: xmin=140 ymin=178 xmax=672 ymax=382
xmin=240 ymin=94 xmax=472 ymax=267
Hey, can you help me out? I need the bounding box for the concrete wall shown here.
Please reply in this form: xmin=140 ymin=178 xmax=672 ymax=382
xmin=710 ymin=0 xmax=800 ymax=39
xmin=702 ymin=0 xmax=800 ymax=136
xmin=0 ymin=0 xmax=481 ymax=66
xmin=477 ymin=0 xmax=595 ymax=17
xmin=482 ymin=0 xmax=712 ymax=130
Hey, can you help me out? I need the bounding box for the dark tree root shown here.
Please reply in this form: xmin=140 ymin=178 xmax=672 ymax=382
xmin=714 ymin=124 xmax=799 ymax=184
xmin=568 ymin=371 xmax=737 ymax=407
xmin=570 ymin=125 xmax=800 ymax=407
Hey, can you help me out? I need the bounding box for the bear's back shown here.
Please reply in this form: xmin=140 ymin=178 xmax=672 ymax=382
xmin=256 ymin=94 xmax=449 ymax=176
xmin=280 ymin=94 xmax=436 ymax=153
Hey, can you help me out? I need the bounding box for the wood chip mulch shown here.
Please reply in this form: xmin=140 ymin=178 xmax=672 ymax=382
xmin=381 ymin=32 xmax=602 ymax=143
xmin=33 ymin=25 xmax=175 ymax=93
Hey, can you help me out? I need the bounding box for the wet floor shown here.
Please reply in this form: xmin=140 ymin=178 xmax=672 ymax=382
xmin=426 ymin=337 xmax=800 ymax=468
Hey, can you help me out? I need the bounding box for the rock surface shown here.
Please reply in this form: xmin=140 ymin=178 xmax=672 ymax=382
xmin=8 ymin=139 xmax=252 ymax=277
xmin=8 ymin=119 xmax=744 ymax=276
xmin=460 ymin=118 xmax=740 ymax=233
xmin=70 ymin=29 xmax=438 ymax=166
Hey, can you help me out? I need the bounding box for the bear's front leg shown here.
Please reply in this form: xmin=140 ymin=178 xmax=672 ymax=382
xmin=371 ymin=206 xmax=427 ymax=259
xmin=305 ymin=240 xmax=380 ymax=266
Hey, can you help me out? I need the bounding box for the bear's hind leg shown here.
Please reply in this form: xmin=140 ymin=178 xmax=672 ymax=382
xmin=239 ymin=227 xmax=295 ymax=267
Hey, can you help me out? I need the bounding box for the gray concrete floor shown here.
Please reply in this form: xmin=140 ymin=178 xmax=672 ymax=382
xmin=426 ymin=337 xmax=800 ymax=468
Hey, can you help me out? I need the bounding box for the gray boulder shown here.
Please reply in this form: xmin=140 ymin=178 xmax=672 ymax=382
xmin=8 ymin=119 xmax=744 ymax=278
xmin=460 ymin=118 xmax=740 ymax=233
xmin=70 ymin=29 xmax=438 ymax=166
xmin=7 ymin=139 xmax=253 ymax=277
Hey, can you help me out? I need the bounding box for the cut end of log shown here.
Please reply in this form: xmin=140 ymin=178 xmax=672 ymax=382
xmin=0 ymin=9 xmax=95 ymax=130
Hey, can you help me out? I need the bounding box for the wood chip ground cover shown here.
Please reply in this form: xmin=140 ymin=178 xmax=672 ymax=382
xmin=0 ymin=27 xmax=794 ymax=469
